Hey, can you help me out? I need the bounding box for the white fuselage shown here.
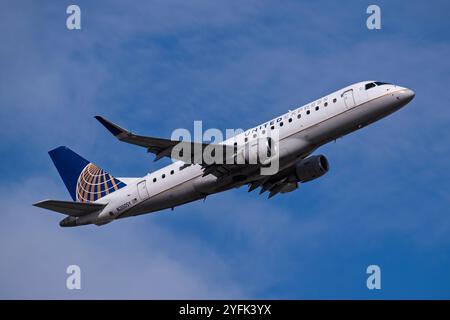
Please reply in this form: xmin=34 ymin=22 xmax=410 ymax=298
xmin=76 ymin=81 xmax=415 ymax=226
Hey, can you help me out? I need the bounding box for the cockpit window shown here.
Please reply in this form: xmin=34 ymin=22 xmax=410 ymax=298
xmin=365 ymin=82 xmax=376 ymax=90
xmin=365 ymin=81 xmax=392 ymax=90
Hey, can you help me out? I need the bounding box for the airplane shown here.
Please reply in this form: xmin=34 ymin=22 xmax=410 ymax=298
xmin=34 ymin=81 xmax=415 ymax=227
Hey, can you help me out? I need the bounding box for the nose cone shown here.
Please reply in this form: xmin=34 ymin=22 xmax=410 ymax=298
xmin=401 ymin=88 xmax=415 ymax=104
xmin=405 ymin=88 xmax=415 ymax=101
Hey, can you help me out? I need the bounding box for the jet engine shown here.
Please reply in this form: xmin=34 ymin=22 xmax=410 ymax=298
xmin=295 ymin=155 xmax=329 ymax=182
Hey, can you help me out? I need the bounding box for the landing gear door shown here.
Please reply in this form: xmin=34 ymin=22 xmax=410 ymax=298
xmin=342 ymin=89 xmax=356 ymax=109
xmin=137 ymin=180 xmax=149 ymax=201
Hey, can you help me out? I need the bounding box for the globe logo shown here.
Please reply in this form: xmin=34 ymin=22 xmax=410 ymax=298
xmin=76 ymin=163 xmax=125 ymax=203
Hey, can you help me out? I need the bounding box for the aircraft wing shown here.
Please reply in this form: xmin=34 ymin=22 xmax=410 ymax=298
xmin=33 ymin=200 xmax=106 ymax=217
xmin=95 ymin=116 xmax=236 ymax=164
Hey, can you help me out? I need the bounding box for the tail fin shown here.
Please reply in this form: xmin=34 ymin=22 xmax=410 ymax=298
xmin=48 ymin=146 xmax=126 ymax=202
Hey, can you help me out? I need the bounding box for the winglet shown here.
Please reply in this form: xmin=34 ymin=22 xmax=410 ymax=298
xmin=95 ymin=116 xmax=128 ymax=137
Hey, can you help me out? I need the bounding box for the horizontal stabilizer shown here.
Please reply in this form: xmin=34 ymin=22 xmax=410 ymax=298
xmin=33 ymin=200 xmax=106 ymax=217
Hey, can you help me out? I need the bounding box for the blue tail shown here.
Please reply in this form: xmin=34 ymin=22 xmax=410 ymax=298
xmin=48 ymin=146 xmax=126 ymax=202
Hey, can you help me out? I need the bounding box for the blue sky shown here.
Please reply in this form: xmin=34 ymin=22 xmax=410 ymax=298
xmin=1 ymin=0 xmax=450 ymax=299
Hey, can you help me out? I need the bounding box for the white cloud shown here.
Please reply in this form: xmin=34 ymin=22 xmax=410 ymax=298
xmin=0 ymin=177 xmax=243 ymax=299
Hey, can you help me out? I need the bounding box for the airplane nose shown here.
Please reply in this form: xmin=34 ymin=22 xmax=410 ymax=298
xmin=406 ymin=88 xmax=415 ymax=100
xmin=400 ymin=88 xmax=415 ymax=104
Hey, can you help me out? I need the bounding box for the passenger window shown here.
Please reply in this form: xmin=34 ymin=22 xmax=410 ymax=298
xmin=297 ymin=114 xmax=301 ymax=119
xmin=162 ymin=174 xmax=165 ymax=179
xmin=253 ymin=134 xmax=257 ymax=138
xmin=333 ymin=98 xmax=337 ymax=103
xmin=271 ymin=125 xmax=275 ymax=130
xmin=170 ymin=170 xmax=174 ymax=175
xmin=153 ymin=178 xmax=157 ymax=183
xmin=288 ymin=118 xmax=292 ymax=123
xmin=280 ymin=122 xmax=284 ymax=127
xmin=324 ymin=102 xmax=328 ymax=107
xmin=315 ymin=106 xmax=319 ymax=111
xmin=306 ymin=110 xmax=310 ymax=115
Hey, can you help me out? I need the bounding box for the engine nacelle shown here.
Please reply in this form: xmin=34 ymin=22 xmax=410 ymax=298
xmin=295 ymin=155 xmax=329 ymax=182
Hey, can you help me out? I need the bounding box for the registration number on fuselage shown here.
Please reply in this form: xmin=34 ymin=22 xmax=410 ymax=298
xmin=117 ymin=201 xmax=132 ymax=212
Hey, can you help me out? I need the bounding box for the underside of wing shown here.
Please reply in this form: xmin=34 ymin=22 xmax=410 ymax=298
xmin=247 ymin=165 xmax=299 ymax=199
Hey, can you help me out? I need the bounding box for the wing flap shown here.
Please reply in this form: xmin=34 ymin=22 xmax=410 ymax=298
xmin=33 ymin=200 xmax=106 ymax=217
